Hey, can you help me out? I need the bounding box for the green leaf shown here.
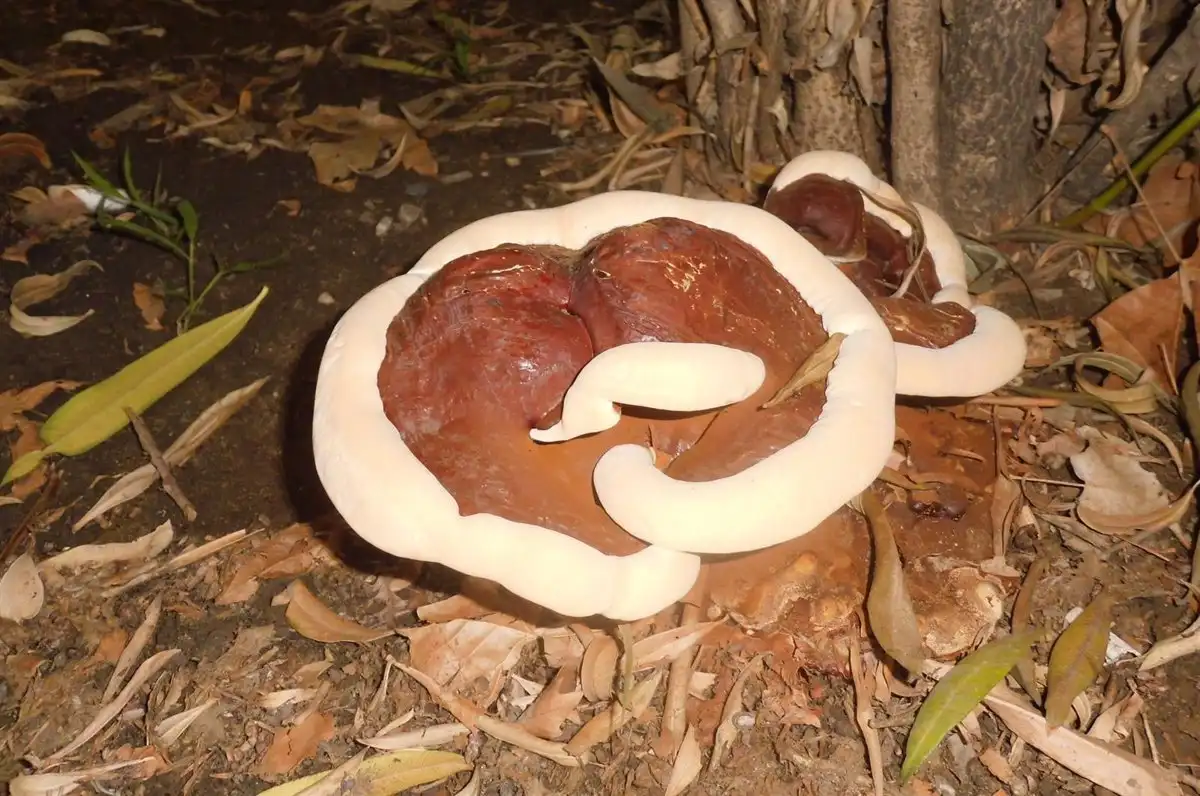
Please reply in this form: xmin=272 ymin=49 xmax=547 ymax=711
xmin=3 ymin=448 xmax=47 ymax=484
xmin=177 ymin=199 xmax=199 ymax=243
xmin=900 ymin=630 xmax=1039 ymax=781
xmin=1044 ymin=590 xmax=1114 ymax=729
xmin=97 ymin=216 xmax=189 ymax=261
xmin=72 ymin=151 xmax=123 ymax=198
xmin=1 ymin=287 xmax=269 ymax=486
xmin=255 ymin=749 xmax=470 ymax=796
xmin=121 ymin=148 xmax=144 ymax=204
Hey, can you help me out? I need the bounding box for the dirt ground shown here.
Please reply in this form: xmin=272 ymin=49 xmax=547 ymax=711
xmin=3 ymin=0 xmax=1200 ymax=795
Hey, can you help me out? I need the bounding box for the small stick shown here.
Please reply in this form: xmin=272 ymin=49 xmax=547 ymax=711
xmin=124 ymin=407 xmax=197 ymax=522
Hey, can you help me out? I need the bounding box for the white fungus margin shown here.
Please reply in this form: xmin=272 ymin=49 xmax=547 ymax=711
xmin=312 ymin=191 xmax=899 ymax=618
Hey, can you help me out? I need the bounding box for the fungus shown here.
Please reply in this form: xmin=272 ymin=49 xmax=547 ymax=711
xmin=764 ymin=151 xmax=1027 ymax=398
xmin=312 ymin=191 xmax=898 ymax=621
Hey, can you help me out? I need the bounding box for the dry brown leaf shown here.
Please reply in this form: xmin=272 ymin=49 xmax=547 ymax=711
xmin=8 ymin=417 xmax=46 ymax=499
xmin=256 ymin=710 xmax=336 ymax=776
xmin=565 ymin=670 xmax=662 ymax=757
xmin=1091 ymin=275 xmax=1183 ymax=394
xmin=631 ymin=620 xmax=723 ymax=671
xmin=132 ymin=282 xmax=166 ymax=331
xmin=101 ymin=595 xmax=162 ymax=703
xmin=580 ymin=633 xmax=619 ymax=702
xmin=285 ymin=581 xmax=392 ymax=644
xmin=519 ymin=661 xmax=584 ymax=740
xmin=1070 ymin=427 xmax=1168 ymax=528
xmin=400 ymin=618 xmax=537 ymax=708
xmin=41 ymin=520 xmax=173 ymax=574
xmin=1115 ymin=155 xmax=1200 ymax=259
xmin=217 ymin=523 xmax=315 ymax=604
xmin=0 ymin=132 xmax=51 ymax=169
xmin=415 ymin=593 xmax=490 ymax=623
xmin=0 ymin=552 xmax=44 ymax=622
xmin=1044 ymin=0 xmax=1094 ymax=84
xmin=859 ymin=490 xmax=925 ymax=673
xmin=1045 ymin=591 xmax=1114 ymax=728
xmin=0 ymin=380 xmax=84 ymax=432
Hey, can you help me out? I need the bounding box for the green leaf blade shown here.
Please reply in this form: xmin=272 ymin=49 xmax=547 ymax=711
xmin=38 ymin=287 xmax=269 ymax=458
xmin=1 ymin=448 xmax=47 ymax=486
xmin=900 ymin=630 xmax=1039 ymax=782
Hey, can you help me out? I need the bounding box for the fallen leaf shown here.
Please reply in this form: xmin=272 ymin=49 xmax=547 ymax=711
xmin=985 ymin=684 xmax=1182 ymax=796
xmin=358 ymin=723 xmax=469 ymax=751
xmin=218 ymin=523 xmax=315 ymax=604
xmin=1044 ymin=591 xmax=1114 ymax=728
xmin=858 ymin=490 xmax=926 ymax=673
xmin=1091 ymin=275 xmax=1183 ymax=394
xmin=1115 ymin=155 xmax=1200 ymax=261
xmin=663 ymin=724 xmax=702 ymax=796
xmin=519 ymin=661 xmax=584 ymax=739
xmin=580 ymin=633 xmax=619 ymax=702
xmin=132 ymin=282 xmax=166 ymax=331
xmin=401 ymin=619 xmax=537 ymax=708
xmin=0 ymin=380 xmax=85 ymax=432
xmin=8 ymin=418 xmax=47 ymax=499
xmin=257 ymin=711 xmax=336 ymax=776
xmin=2 ymin=288 xmax=269 ymax=485
xmin=1044 ymin=0 xmax=1093 ymax=84
xmin=254 ymin=749 xmax=470 ymax=796
xmin=9 ymin=259 xmax=101 ymax=337
xmin=285 ymin=581 xmax=392 ymax=643
xmin=0 ymin=131 xmax=51 ymax=170
xmin=8 ymin=760 xmax=148 ymax=796
xmin=632 ymin=620 xmax=723 ymax=670
xmin=900 ymin=631 xmax=1038 ymax=781
xmin=41 ymin=520 xmax=173 ymax=572
xmin=61 ymin=29 xmax=112 ymax=46
xmin=0 ymin=552 xmax=44 ymax=622
xmin=1070 ymin=427 xmax=1168 ymax=530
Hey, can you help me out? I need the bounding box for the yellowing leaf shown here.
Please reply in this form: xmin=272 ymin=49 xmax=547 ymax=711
xmin=858 ymin=490 xmax=925 ymax=674
xmin=1044 ymin=591 xmax=1114 ymax=729
xmin=255 ymin=749 xmax=470 ymax=796
xmin=285 ymin=580 xmax=392 ymax=643
xmin=900 ymin=631 xmax=1039 ymax=781
xmin=2 ymin=287 xmax=268 ymax=485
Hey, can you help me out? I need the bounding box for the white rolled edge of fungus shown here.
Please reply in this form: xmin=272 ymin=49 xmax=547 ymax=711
xmin=408 ymin=191 xmax=898 ymax=557
xmin=769 ymin=150 xmax=1027 ymax=399
xmin=312 ymin=271 xmax=703 ymax=622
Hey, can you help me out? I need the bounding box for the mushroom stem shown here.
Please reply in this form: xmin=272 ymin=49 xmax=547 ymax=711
xmin=530 ymin=342 xmax=766 ymax=444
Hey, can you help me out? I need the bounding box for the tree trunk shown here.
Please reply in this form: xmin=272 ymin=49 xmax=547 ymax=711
xmin=937 ymin=0 xmax=1057 ymax=232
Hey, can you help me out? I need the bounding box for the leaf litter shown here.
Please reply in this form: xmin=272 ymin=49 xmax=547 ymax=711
xmin=4 ymin=2 xmax=1200 ymax=796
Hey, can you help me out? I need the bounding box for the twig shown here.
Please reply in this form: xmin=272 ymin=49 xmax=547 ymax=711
xmin=124 ymin=407 xmax=198 ymax=522
xmin=0 ymin=467 xmax=60 ymax=562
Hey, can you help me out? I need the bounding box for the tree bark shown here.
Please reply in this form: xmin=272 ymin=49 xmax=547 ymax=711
xmin=938 ymin=0 xmax=1056 ymax=233
xmin=887 ymin=0 xmax=942 ymax=212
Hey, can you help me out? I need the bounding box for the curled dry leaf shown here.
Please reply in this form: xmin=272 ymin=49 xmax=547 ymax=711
xmin=710 ymin=654 xmax=766 ymax=772
xmin=1096 ymin=0 xmax=1148 ymax=111
xmin=8 ymin=759 xmax=148 ymax=796
xmin=900 ymin=631 xmax=1038 ymax=781
xmin=1139 ymin=614 xmax=1200 ymax=672
xmin=565 ymin=669 xmax=663 ymax=757
xmin=74 ymin=378 xmax=268 ymax=529
xmin=1045 ymin=591 xmax=1114 ymax=728
xmin=985 ymin=684 xmax=1182 ymax=796
xmin=580 ymin=632 xmax=619 ymax=702
xmin=257 ymin=711 xmax=336 ymax=776
xmin=9 ymin=259 xmax=102 ymax=337
xmin=632 ymin=620 xmax=723 ymax=670
xmin=132 ymin=282 xmax=166 ymax=331
xmin=218 ymin=523 xmax=316 ymax=605
xmin=285 ymin=581 xmax=392 ymax=644
xmin=519 ymin=661 xmax=584 ymax=740
xmin=0 ymin=131 xmax=51 ymax=170
xmin=0 ymin=552 xmax=44 ymax=622
xmin=101 ymin=594 xmax=162 ymax=703
xmin=1044 ymin=0 xmax=1093 ymax=84
xmin=154 ymin=699 xmax=216 ymax=747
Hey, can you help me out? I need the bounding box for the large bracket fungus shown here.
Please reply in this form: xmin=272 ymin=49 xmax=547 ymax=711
xmin=312 ymin=192 xmax=900 ymax=622
xmin=765 ymin=151 xmax=1027 ymax=398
